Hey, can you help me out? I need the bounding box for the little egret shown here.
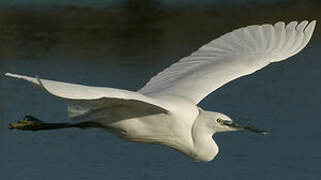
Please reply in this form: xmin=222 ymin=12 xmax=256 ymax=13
xmin=6 ymin=20 xmax=316 ymax=162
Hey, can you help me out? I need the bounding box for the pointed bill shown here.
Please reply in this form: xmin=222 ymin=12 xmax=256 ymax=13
xmin=221 ymin=120 xmax=268 ymax=134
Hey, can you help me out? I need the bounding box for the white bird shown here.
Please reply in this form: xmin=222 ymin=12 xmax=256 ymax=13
xmin=5 ymin=20 xmax=316 ymax=162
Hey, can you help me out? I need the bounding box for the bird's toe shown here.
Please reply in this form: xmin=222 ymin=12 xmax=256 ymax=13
xmin=9 ymin=115 xmax=45 ymax=130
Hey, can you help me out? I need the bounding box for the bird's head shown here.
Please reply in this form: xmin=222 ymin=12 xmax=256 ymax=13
xmin=201 ymin=110 xmax=267 ymax=134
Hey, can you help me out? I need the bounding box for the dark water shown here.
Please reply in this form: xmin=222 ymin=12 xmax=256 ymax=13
xmin=1 ymin=0 xmax=321 ymax=179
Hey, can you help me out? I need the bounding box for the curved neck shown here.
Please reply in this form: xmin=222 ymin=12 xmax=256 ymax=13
xmin=191 ymin=114 xmax=218 ymax=162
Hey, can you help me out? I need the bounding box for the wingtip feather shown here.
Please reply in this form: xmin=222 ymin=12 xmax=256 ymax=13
xmin=286 ymin=21 xmax=298 ymax=30
xmin=296 ymin=20 xmax=309 ymax=31
xmin=5 ymin=72 xmax=13 ymax=76
xmin=274 ymin=21 xmax=285 ymax=28
xmin=5 ymin=72 xmax=19 ymax=78
xmin=304 ymin=20 xmax=317 ymax=39
xmin=307 ymin=20 xmax=316 ymax=32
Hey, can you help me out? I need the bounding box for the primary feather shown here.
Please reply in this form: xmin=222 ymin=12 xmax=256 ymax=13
xmin=138 ymin=21 xmax=316 ymax=104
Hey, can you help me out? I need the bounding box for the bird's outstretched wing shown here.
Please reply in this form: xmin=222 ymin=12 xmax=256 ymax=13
xmin=5 ymin=73 xmax=168 ymax=122
xmin=139 ymin=20 xmax=316 ymax=104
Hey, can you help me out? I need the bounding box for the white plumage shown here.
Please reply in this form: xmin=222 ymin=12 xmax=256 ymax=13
xmin=139 ymin=20 xmax=316 ymax=103
xmin=5 ymin=20 xmax=316 ymax=162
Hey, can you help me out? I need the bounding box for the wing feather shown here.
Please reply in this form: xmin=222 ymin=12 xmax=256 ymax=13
xmin=5 ymin=73 xmax=168 ymax=122
xmin=139 ymin=21 xmax=316 ymax=104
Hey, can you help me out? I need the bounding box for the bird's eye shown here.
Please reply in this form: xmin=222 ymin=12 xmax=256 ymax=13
xmin=216 ymin=118 xmax=224 ymax=124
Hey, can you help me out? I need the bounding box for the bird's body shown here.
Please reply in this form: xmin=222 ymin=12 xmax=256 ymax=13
xmin=93 ymin=97 xmax=221 ymax=162
xmin=5 ymin=20 xmax=316 ymax=162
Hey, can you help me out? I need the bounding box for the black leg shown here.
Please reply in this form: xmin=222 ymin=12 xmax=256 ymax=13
xmin=9 ymin=115 xmax=100 ymax=131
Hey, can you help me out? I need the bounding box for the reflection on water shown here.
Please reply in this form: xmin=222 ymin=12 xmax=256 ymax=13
xmin=1 ymin=0 xmax=321 ymax=180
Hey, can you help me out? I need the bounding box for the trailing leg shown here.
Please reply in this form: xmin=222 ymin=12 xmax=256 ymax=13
xmin=9 ymin=115 xmax=100 ymax=131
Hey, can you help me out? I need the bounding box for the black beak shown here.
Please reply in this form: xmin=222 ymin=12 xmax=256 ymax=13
xmin=222 ymin=120 xmax=268 ymax=134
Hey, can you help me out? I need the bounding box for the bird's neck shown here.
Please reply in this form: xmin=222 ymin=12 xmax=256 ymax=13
xmin=190 ymin=116 xmax=218 ymax=162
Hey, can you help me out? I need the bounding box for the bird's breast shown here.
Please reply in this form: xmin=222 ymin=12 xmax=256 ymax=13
xmin=93 ymin=97 xmax=199 ymax=155
xmin=98 ymin=110 xmax=194 ymax=149
xmin=98 ymin=113 xmax=174 ymax=141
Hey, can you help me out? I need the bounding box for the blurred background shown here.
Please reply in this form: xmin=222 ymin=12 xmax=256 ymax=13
xmin=0 ymin=0 xmax=320 ymax=61
xmin=1 ymin=0 xmax=321 ymax=179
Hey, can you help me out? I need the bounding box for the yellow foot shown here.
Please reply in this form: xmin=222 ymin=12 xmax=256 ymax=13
xmin=9 ymin=115 xmax=45 ymax=130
